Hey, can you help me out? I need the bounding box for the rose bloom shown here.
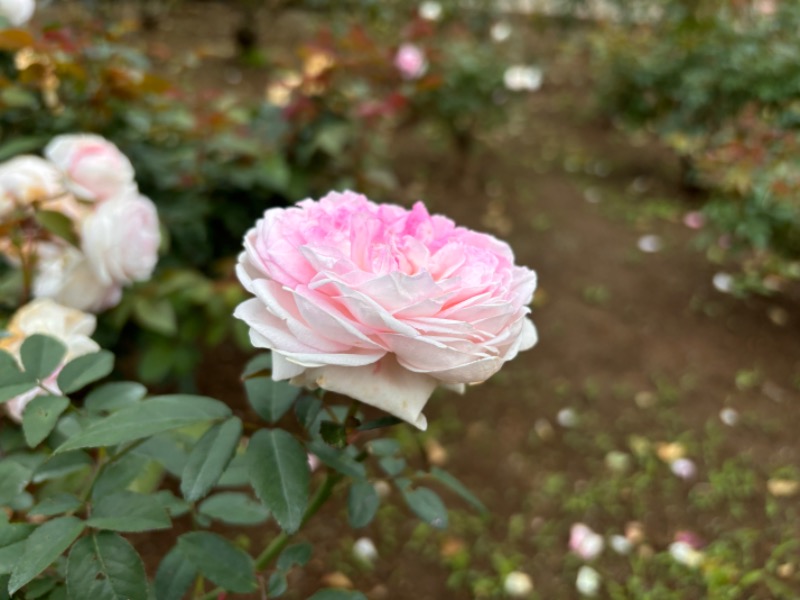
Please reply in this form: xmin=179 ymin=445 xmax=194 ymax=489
xmin=80 ymin=192 xmax=160 ymax=286
xmin=394 ymin=44 xmax=428 ymax=80
xmin=504 ymin=65 xmax=543 ymax=92
xmin=0 ymin=298 xmax=99 ymax=422
xmin=0 ymin=155 xmax=64 ymax=218
xmin=234 ymin=191 xmax=537 ymax=429
xmin=0 ymin=0 xmax=35 ymax=27
xmin=45 ymin=133 xmax=136 ymax=202
xmin=33 ymin=242 xmax=122 ymax=312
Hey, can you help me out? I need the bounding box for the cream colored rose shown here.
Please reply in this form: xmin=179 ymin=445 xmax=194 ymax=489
xmin=1 ymin=298 xmax=99 ymax=422
xmin=32 ymin=242 xmax=122 ymax=312
xmin=0 ymin=155 xmax=65 ymax=218
xmin=44 ymin=134 xmax=136 ymax=202
xmin=80 ymin=192 xmax=160 ymax=286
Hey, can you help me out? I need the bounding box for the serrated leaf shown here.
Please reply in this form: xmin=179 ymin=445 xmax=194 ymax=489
xmin=22 ymin=395 xmax=70 ymax=447
xmin=276 ymin=542 xmax=312 ymax=572
xmin=0 ymin=460 xmax=31 ymax=505
xmin=0 ymin=524 xmax=34 ymax=574
xmin=243 ymin=354 xmax=299 ymax=424
xmin=295 ymin=395 xmax=322 ymax=431
xmin=154 ymin=546 xmax=196 ymax=600
xmin=402 ymin=487 xmax=448 ymax=529
xmin=429 ymin=467 xmax=487 ymax=513
xmin=198 ymin=492 xmax=269 ymax=525
xmin=0 ymin=540 xmax=26 ymax=575
xmin=307 ymin=440 xmax=365 ymax=479
xmin=84 ymin=382 xmax=146 ymax=414
xmin=308 ymin=590 xmax=367 ymax=600
xmin=0 ymin=350 xmax=36 ymax=403
xmin=29 ymin=493 xmax=81 ymax=518
xmin=248 ymin=429 xmax=309 ymax=534
xmin=90 ymin=454 xmax=150 ymax=500
xmin=55 ymin=395 xmax=231 ymax=453
xmin=56 ymin=351 xmax=114 ymax=395
xmin=87 ymin=491 xmax=170 ymax=532
xmin=177 ymin=532 xmax=256 ymax=593
xmin=32 ymin=452 xmax=92 ymax=483
xmin=20 ymin=335 xmax=66 ymax=381
xmin=347 ymin=481 xmax=380 ymax=529
xmin=8 ymin=516 xmax=85 ymax=594
xmin=180 ymin=417 xmax=242 ymax=502
xmin=66 ymin=531 xmax=148 ymax=600
xmin=35 ymin=211 xmax=78 ymax=247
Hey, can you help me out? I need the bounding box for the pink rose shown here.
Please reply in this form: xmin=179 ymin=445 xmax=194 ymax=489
xmin=234 ymin=191 xmax=537 ymax=429
xmin=45 ymin=134 xmax=136 ymax=202
xmin=394 ymin=43 xmax=427 ymax=80
xmin=569 ymin=523 xmax=604 ymax=561
xmin=80 ymin=193 xmax=161 ymax=286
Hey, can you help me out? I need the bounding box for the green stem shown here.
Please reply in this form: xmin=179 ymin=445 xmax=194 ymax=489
xmin=199 ymin=472 xmax=344 ymax=600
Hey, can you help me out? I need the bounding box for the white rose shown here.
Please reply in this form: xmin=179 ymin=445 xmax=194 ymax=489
xmin=33 ymin=242 xmax=122 ymax=312
xmin=44 ymin=134 xmax=136 ymax=202
xmin=80 ymin=193 xmax=160 ymax=286
xmin=0 ymin=0 xmax=35 ymax=27
xmin=0 ymin=155 xmax=64 ymax=218
xmin=0 ymin=298 xmax=99 ymax=422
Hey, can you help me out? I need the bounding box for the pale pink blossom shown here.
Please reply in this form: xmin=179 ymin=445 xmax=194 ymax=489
xmin=569 ymin=523 xmax=604 ymax=560
xmin=45 ymin=134 xmax=136 ymax=202
xmin=682 ymin=211 xmax=705 ymax=230
xmin=394 ymin=44 xmax=427 ymax=80
xmin=80 ymin=192 xmax=160 ymax=286
xmin=0 ymin=155 xmax=64 ymax=218
xmin=234 ymin=191 xmax=537 ymax=429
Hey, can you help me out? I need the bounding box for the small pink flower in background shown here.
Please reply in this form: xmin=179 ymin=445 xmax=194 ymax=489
xmin=754 ymin=0 xmax=777 ymax=16
xmin=674 ymin=530 xmax=704 ymax=550
xmin=0 ymin=299 xmax=99 ymax=422
xmin=569 ymin=523 xmax=604 ymax=560
xmin=45 ymin=134 xmax=136 ymax=202
xmin=394 ymin=43 xmax=427 ymax=80
xmin=0 ymin=0 xmax=35 ymax=27
xmin=682 ymin=211 xmax=705 ymax=230
xmin=234 ymin=191 xmax=537 ymax=430
xmin=80 ymin=192 xmax=161 ymax=286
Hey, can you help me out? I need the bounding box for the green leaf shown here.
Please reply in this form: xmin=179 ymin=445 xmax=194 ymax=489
xmin=0 ymin=135 xmax=48 ymax=162
xmin=368 ymin=439 xmax=400 ymax=457
xmin=154 ymin=546 xmax=196 ymax=600
xmin=356 ymin=416 xmax=403 ymax=432
xmin=308 ymin=590 xmax=367 ymax=600
xmin=0 ymin=524 xmax=34 ymax=574
xmin=319 ymin=421 xmax=347 ymax=449
xmin=87 ymin=491 xmax=170 ymax=532
xmin=276 ymin=542 xmax=312 ymax=572
xmin=379 ymin=457 xmax=406 ymax=477
xmin=84 ymin=382 xmax=146 ymax=414
xmin=8 ymin=516 xmax=85 ymax=594
xmin=0 ymin=351 xmax=37 ymax=404
xmin=402 ymin=487 xmax=448 ymax=529
xmin=295 ymin=395 xmax=322 ymax=431
xmin=66 ymin=532 xmax=148 ymax=600
xmin=0 ymin=460 xmax=31 ymax=505
xmin=34 ymin=211 xmax=78 ymax=247
xmin=429 ymin=467 xmax=487 ymax=513
xmin=56 ymin=351 xmax=114 ymax=395
xmin=22 ymin=395 xmax=70 ymax=447
xmin=32 ymin=452 xmax=92 ymax=483
xmin=347 ymin=481 xmax=380 ymax=529
xmin=248 ymin=429 xmax=309 ymax=534
xmin=176 ymin=532 xmax=256 ymax=593
xmin=20 ymin=335 xmax=66 ymax=381
xmin=267 ymin=572 xmax=287 ymax=597
xmin=198 ymin=492 xmax=269 ymax=525
xmin=133 ymin=297 xmax=177 ymax=336
xmin=89 ymin=454 xmax=149 ymax=500
xmin=0 ymin=540 xmax=27 ymax=575
xmin=243 ymin=355 xmax=300 ymax=423
xmin=55 ymin=395 xmax=231 ymax=453
xmin=180 ymin=417 xmax=242 ymax=502
xmin=29 ymin=493 xmax=81 ymax=518
xmin=307 ymin=440 xmax=365 ymax=479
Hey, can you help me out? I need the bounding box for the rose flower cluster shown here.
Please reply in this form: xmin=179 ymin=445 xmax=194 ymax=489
xmin=0 ymin=134 xmax=161 ymax=312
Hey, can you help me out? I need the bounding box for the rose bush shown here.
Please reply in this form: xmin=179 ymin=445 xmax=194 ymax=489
xmin=235 ymin=190 xmax=537 ymax=429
